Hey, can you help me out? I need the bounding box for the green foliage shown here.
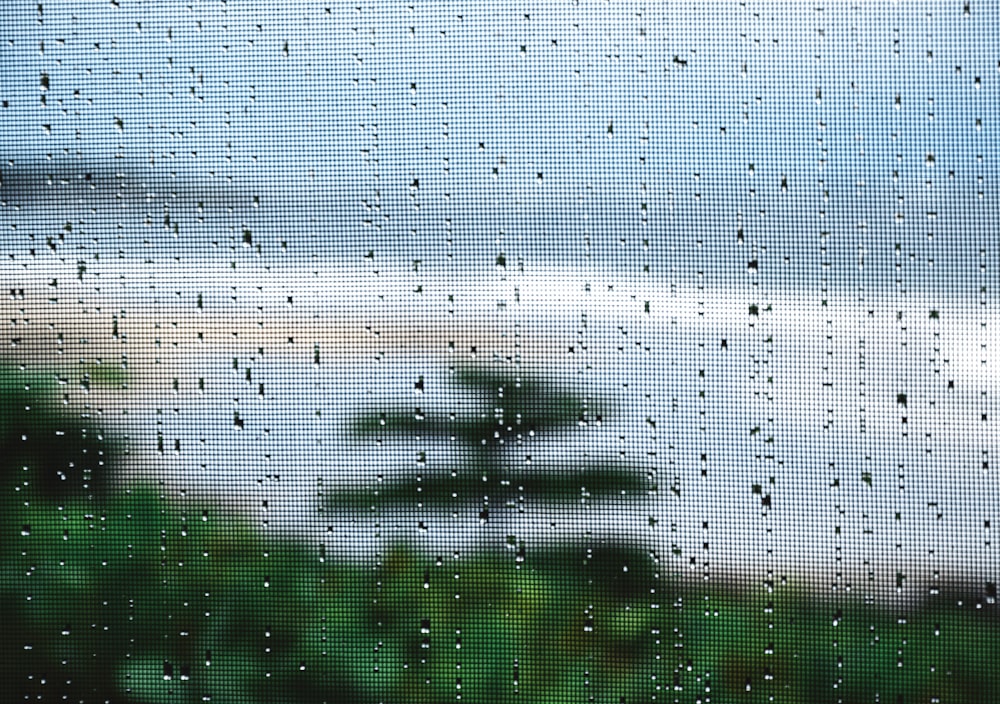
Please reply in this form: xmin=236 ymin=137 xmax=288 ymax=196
xmin=0 ymin=364 xmax=121 ymax=500
xmin=3 ymin=484 xmax=998 ymax=703
xmin=2 ymin=364 xmax=998 ymax=702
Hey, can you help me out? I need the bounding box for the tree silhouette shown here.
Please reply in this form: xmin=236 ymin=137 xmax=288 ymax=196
xmin=326 ymin=365 xmax=649 ymax=517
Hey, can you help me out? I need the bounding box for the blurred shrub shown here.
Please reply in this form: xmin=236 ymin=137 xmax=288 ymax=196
xmin=0 ymin=364 xmax=121 ymax=499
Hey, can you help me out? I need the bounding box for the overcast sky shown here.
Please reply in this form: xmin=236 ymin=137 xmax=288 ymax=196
xmin=1 ymin=1 xmax=997 ymax=288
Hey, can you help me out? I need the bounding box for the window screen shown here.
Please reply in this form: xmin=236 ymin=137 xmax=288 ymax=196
xmin=1 ymin=2 xmax=997 ymax=702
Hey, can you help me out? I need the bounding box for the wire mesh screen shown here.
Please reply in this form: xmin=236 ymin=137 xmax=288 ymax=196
xmin=1 ymin=1 xmax=997 ymax=701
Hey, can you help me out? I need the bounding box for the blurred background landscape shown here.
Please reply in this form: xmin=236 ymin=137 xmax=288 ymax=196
xmin=1 ymin=1 xmax=997 ymax=701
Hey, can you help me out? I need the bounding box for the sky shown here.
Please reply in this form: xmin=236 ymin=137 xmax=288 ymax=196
xmin=1 ymin=0 xmax=997 ymax=291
